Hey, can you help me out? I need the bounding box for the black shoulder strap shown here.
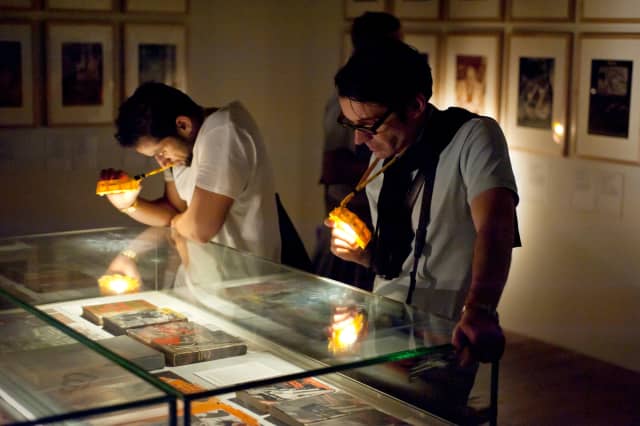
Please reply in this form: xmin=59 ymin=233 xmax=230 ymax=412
xmin=406 ymin=108 xmax=477 ymax=305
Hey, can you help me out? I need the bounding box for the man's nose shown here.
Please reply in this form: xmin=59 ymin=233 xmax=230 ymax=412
xmin=155 ymin=155 xmax=169 ymax=166
xmin=354 ymin=129 xmax=371 ymax=145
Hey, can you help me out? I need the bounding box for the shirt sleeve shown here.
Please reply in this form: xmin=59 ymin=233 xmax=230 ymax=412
xmin=459 ymin=117 xmax=519 ymax=206
xmin=193 ymin=123 xmax=254 ymax=199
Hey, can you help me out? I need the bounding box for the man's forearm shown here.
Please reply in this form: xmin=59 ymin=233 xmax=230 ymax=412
xmin=465 ymin=228 xmax=513 ymax=309
xmin=122 ymin=197 xmax=178 ymax=227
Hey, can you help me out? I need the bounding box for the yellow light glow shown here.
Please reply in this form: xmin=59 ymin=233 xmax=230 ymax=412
xmin=95 ymin=177 xmax=141 ymax=196
xmin=552 ymin=122 xmax=565 ymax=145
xmin=98 ymin=274 xmax=140 ymax=295
xmin=328 ymin=312 xmax=364 ymax=354
xmin=328 ymin=207 xmax=371 ymax=249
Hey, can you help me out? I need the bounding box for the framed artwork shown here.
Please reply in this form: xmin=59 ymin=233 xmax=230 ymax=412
xmin=46 ymin=22 xmax=115 ymax=126
xmin=442 ymin=32 xmax=502 ymax=119
xmin=392 ymin=0 xmax=440 ymax=20
xmin=404 ymin=32 xmax=441 ymax=106
xmin=344 ymin=0 xmax=385 ymax=19
xmin=45 ymin=0 xmax=113 ymax=10
xmin=576 ymin=34 xmax=640 ymax=163
xmin=0 ymin=22 xmax=36 ymax=127
xmin=447 ymin=0 xmax=504 ymax=20
xmin=509 ymin=0 xmax=573 ymax=21
xmin=504 ymin=33 xmax=571 ymax=156
xmin=581 ymin=0 xmax=640 ymax=22
xmin=0 ymin=0 xmax=35 ymax=9
xmin=123 ymin=23 xmax=187 ymax=97
xmin=124 ymin=0 xmax=187 ymax=13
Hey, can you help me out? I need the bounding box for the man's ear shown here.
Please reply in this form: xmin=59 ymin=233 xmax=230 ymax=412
xmin=175 ymin=116 xmax=194 ymax=138
xmin=408 ymin=93 xmax=427 ymax=119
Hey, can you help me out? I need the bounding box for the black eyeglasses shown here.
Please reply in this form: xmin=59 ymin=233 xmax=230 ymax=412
xmin=337 ymin=109 xmax=393 ymax=136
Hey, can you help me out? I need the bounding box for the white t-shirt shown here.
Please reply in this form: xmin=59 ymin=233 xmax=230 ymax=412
xmin=166 ymin=101 xmax=281 ymax=262
xmin=367 ymin=115 xmax=518 ymax=320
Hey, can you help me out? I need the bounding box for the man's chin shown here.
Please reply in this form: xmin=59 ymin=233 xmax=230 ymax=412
xmin=373 ymin=151 xmax=391 ymax=160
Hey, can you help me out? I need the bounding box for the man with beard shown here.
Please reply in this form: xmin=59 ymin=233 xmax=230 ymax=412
xmin=100 ymin=82 xmax=280 ymax=261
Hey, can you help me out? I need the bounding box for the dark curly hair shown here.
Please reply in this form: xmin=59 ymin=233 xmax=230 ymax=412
xmin=114 ymin=82 xmax=203 ymax=147
xmin=335 ymin=38 xmax=432 ymax=117
xmin=351 ymin=12 xmax=401 ymax=51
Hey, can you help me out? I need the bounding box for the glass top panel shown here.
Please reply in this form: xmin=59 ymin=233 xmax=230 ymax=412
xmin=0 ymin=291 xmax=171 ymax=424
xmin=0 ymin=226 xmax=454 ymax=402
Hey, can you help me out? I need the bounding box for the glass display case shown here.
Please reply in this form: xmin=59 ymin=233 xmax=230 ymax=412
xmin=0 ymin=226 xmax=461 ymax=425
xmin=0 ymin=292 xmax=177 ymax=425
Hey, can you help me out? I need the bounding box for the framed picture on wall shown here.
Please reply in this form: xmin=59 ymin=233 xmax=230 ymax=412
xmin=124 ymin=0 xmax=188 ymax=13
xmin=447 ymin=0 xmax=504 ymax=20
xmin=576 ymin=34 xmax=640 ymax=163
xmin=404 ymin=32 xmax=441 ymax=106
xmin=504 ymin=33 xmax=571 ymax=156
xmin=45 ymin=0 xmax=113 ymax=11
xmin=392 ymin=0 xmax=440 ymax=20
xmin=509 ymin=0 xmax=574 ymax=21
xmin=123 ymin=23 xmax=187 ymax=97
xmin=442 ymin=32 xmax=502 ymax=119
xmin=46 ymin=22 xmax=115 ymax=126
xmin=0 ymin=22 xmax=36 ymax=127
xmin=0 ymin=0 xmax=35 ymax=10
xmin=581 ymin=0 xmax=640 ymax=22
xmin=344 ymin=0 xmax=385 ymax=19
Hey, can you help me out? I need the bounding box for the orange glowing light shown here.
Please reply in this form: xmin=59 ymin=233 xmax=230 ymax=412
xmin=96 ymin=177 xmax=141 ymax=196
xmin=98 ymin=274 xmax=140 ymax=295
xmin=552 ymin=122 xmax=565 ymax=145
xmin=328 ymin=206 xmax=371 ymax=249
xmin=96 ymin=164 xmax=172 ymax=196
xmin=328 ymin=311 xmax=365 ymax=354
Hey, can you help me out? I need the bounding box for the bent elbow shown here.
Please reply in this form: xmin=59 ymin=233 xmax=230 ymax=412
xmin=192 ymin=231 xmax=213 ymax=244
xmin=192 ymin=225 xmax=222 ymax=244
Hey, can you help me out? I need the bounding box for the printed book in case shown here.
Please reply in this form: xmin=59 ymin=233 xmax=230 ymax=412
xmin=270 ymin=391 xmax=370 ymax=426
xmin=81 ymin=299 xmax=157 ymax=325
xmin=127 ymin=322 xmax=247 ymax=366
xmin=236 ymin=377 xmax=335 ymax=414
xmin=102 ymin=307 xmax=187 ymax=336
xmin=310 ymin=409 xmax=411 ymax=426
xmin=153 ymin=370 xmax=259 ymax=425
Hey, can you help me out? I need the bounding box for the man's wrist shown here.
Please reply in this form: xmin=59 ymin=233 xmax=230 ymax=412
xmin=120 ymin=199 xmax=139 ymax=214
xmin=119 ymin=249 xmax=137 ymax=261
xmin=462 ymin=302 xmax=499 ymax=320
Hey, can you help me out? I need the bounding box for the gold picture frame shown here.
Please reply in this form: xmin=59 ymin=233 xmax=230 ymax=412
xmin=442 ymin=32 xmax=503 ymax=120
xmin=123 ymin=23 xmax=187 ymax=97
xmin=504 ymin=32 xmax=572 ymax=156
xmin=344 ymin=0 xmax=386 ymax=19
xmin=575 ymin=34 xmax=640 ymax=164
xmin=447 ymin=0 xmax=504 ymax=21
xmin=46 ymin=22 xmax=116 ymax=126
xmin=0 ymin=21 xmax=37 ymax=127
xmin=508 ymin=0 xmax=574 ymax=21
xmin=391 ymin=0 xmax=441 ymax=20
xmin=404 ymin=31 xmax=442 ymax=107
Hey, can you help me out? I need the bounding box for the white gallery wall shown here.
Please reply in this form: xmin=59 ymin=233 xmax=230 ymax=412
xmin=0 ymin=0 xmax=639 ymax=373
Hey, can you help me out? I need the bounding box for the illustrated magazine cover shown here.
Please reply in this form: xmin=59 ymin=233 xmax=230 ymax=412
xmin=127 ymin=322 xmax=247 ymax=366
xmin=236 ymin=377 xmax=335 ymax=414
xmin=102 ymin=307 xmax=187 ymax=335
xmin=81 ymin=299 xmax=157 ymax=325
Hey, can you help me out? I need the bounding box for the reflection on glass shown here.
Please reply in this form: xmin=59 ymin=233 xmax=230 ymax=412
xmin=98 ymin=273 xmax=140 ymax=295
xmin=328 ymin=309 xmax=366 ymax=354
